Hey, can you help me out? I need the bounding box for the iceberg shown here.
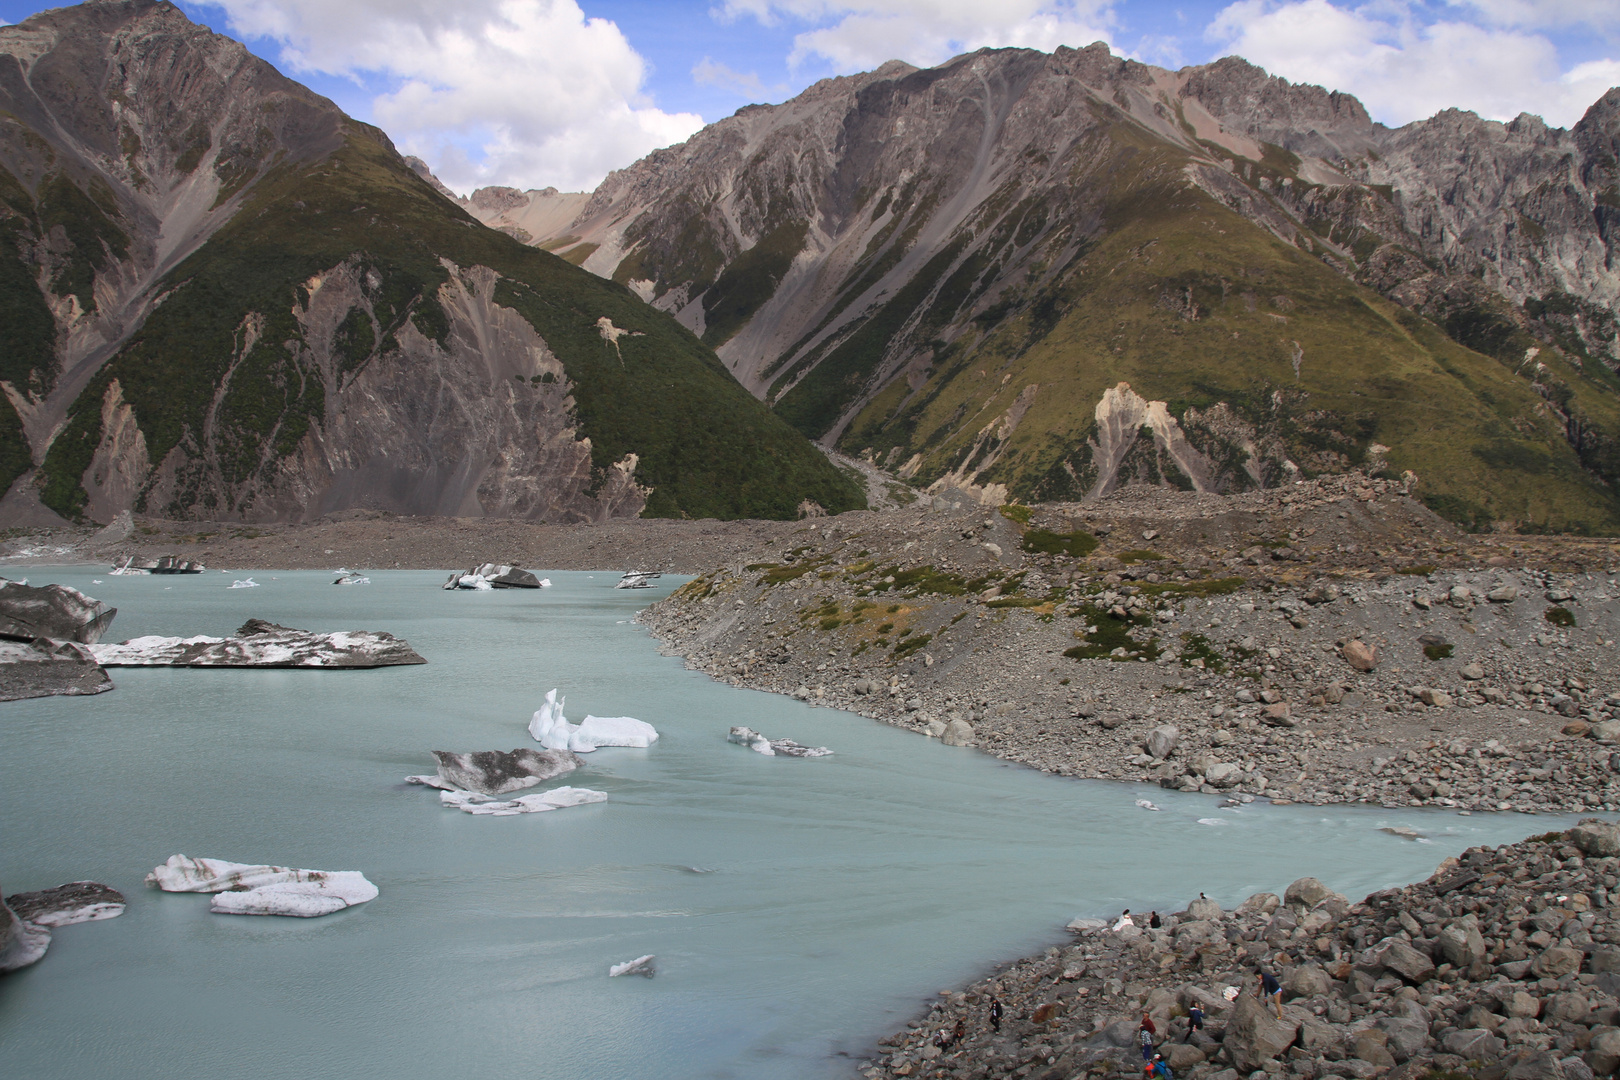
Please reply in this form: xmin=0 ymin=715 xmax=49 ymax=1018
xmin=6 ymin=881 xmax=126 ymax=928
xmin=529 ymin=688 xmax=657 ymax=752
xmin=727 ymin=726 xmax=832 ymax=758
xmin=228 ymin=578 xmax=259 ymax=589
xmin=0 ymin=578 xmax=117 ymax=643
xmin=443 ymin=564 xmax=542 ymax=590
xmin=609 ymin=954 xmax=656 ymax=978
xmin=437 ymin=786 xmax=607 ymax=816
xmin=0 ymin=638 xmax=113 ymax=702
xmin=430 ymin=748 xmax=582 ymax=796
xmin=91 ymin=619 xmax=426 ymax=668
xmin=146 ymin=855 xmax=378 ymax=917
xmin=614 ymin=571 xmax=661 ymax=589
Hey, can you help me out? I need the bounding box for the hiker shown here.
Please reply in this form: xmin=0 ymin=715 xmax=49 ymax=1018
xmin=1148 ymin=910 xmax=1162 ymax=929
xmin=1113 ymin=909 xmax=1134 ymax=931
xmin=1147 ymin=1053 xmax=1173 ymax=1080
xmin=952 ymin=1018 xmax=966 ymax=1045
xmin=934 ymin=1026 xmax=953 ymax=1050
xmin=1185 ymin=1003 xmax=1205 ymax=1041
xmin=1257 ymin=968 xmax=1283 ymax=1019
xmin=1139 ymin=1014 xmax=1157 ymax=1061
xmin=989 ymin=996 xmax=1003 ymax=1032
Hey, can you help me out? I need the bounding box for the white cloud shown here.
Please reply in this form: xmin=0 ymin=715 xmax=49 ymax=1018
xmin=692 ymin=57 xmax=785 ymax=98
xmin=191 ymin=0 xmax=703 ymax=193
xmin=716 ymin=1 xmax=1118 ymax=73
xmin=1447 ymin=0 xmax=1620 ymax=34
xmin=1208 ymin=0 xmax=1620 ymax=128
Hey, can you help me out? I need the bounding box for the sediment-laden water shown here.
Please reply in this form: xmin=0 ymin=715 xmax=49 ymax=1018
xmin=0 ymin=570 xmax=1567 ymax=1080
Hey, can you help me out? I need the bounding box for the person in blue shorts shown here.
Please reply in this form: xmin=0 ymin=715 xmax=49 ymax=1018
xmin=1257 ymin=968 xmax=1283 ymax=1019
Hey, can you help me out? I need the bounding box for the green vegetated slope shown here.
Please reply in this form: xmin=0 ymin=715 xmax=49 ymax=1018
xmin=37 ymin=125 xmax=862 ymax=521
xmin=834 ymin=131 xmax=1620 ymax=533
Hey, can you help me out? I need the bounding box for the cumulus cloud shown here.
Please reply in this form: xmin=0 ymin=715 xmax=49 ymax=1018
xmin=1448 ymin=0 xmax=1620 ymax=34
xmin=191 ymin=0 xmax=703 ymax=193
xmin=715 ymin=0 xmax=1118 ymax=73
xmin=1208 ymin=0 xmax=1620 ymax=129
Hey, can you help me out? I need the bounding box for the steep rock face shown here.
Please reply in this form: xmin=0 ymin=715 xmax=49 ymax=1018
xmin=492 ymin=45 xmax=1620 ymax=530
xmin=0 ymin=1 xmax=862 ymax=524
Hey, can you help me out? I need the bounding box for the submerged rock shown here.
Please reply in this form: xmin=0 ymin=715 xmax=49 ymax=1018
xmin=0 ymin=638 xmax=113 ymax=701
xmin=727 ymin=725 xmax=832 ymax=757
xmin=146 ymin=855 xmax=378 ymax=917
xmin=609 ymin=954 xmax=656 ymax=977
xmin=0 ymin=579 xmax=117 ymax=643
xmin=430 ymin=748 xmax=582 ymax=796
xmin=6 ymin=882 xmax=126 ymax=927
xmin=90 ymin=619 xmax=426 ymax=668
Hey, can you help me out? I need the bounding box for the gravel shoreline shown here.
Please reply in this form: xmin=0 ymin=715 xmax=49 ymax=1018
xmin=857 ymin=821 xmax=1620 ymax=1080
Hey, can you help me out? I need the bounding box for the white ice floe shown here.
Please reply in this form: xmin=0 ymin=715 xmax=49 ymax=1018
xmin=228 ymin=579 xmax=259 ymax=589
xmin=146 ymin=855 xmax=378 ymax=917
xmin=0 ymin=920 xmax=50 ymax=973
xmin=91 ymin=619 xmax=425 ymax=668
xmin=1135 ymin=799 xmax=1160 ymax=811
xmin=727 ymin=725 xmax=831 ymax=758
xmin=436 ymin=786 xmax=607 ymax=816
xmin=609 ymin=954 xmax=656 ymax=977
xmin=529 ymin=689 xmax=657 ymax=752
xmin=1196 ymin=818 xmax=1228 ymax=826
xmin=538 ymin=578 xmax=551 ymax=587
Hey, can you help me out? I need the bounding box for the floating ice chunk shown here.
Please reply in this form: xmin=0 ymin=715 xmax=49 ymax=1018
xmin=228 ymin=579 xmax=259 ymax=589
xmin=431 ymin=748 xmax=581 ymax=795
xmin=406 ymin=774 xmax=456 ymax=791
xmin=1196 ymin=818 xmax=1228 ymax=826
xmin=727 ymin=725 xmax=831 ymax=757
xmin=1135 ymin=799 xmax=1160 ymax=811
xmin=575 ymin=715 xmax=658 ymax=749
xmin=538 ymin=578 xmax=552 ymax=587
xmin=529 ymin=688 xmax=569 ymax=746
xmin=0 ymin=917 xmax=50 ymax=972
xmin=146 ymin=855 xmax=378 ymax=917
xmin=91 ymin=619 xmax=425 ymax=668
xmin=437 ymin=786 xmax=607 ymax=816
xmin=609 ymin=954 xmax=656 ymax=977
xmin=7 ymin=881 xmax=126 ymax=927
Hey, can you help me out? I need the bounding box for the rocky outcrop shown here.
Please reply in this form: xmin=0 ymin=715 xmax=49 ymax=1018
xmin=89 ymin=618 xmax=427 ymax=667
xmin=0 ymin=579 xmax=116 ymax=643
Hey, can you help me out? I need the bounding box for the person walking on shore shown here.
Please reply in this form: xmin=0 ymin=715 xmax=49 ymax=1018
xmin=989 ymin=996 xmax=1003 ymax=1032
xmin=1257 ymin=968 xmax=1283 ymax=1019
xmin=1139 ymin=1014 xmax=1157 ymax=1061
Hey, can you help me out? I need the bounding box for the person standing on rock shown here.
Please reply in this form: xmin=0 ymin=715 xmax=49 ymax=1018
xmin=1185 ymin=1003 xmax=1204 ymax=1041
xmin=988 ymin=996 xmax=1003 ymax=1032
xmin=1139 ymin=1014 xmax=1157 ymax=1061
xmin=1257 ymin=968 xmax=1283 ymax=1019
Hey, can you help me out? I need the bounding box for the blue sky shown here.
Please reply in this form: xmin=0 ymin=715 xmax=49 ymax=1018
xmin=1 ymin=1 xmax=1616 ymax=193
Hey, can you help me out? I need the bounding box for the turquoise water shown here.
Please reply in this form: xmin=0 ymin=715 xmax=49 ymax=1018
xmin=0 ymin=569 xmax=1569 ymax=1080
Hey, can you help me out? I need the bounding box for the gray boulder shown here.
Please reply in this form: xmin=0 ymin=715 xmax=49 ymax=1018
xmin=1223 ymin=994 xmax=1302 ymax=1070
xmin=941 ymin=718 xmax=976 ymax=746
xmin=1284 ymin=877 xmax=1332 ymax=909
xmin=1238 ymin=892 xmax=1281 ymax=916
xmin=1444 ymin=1029 xmax=1506 ymax=1058
xmin=1438 ymin=916 xmax=1487 ymax=968
xmin=0 ymin=580 xmax=116 ymax=644
xmin=1186 ymin=895 xmax=1224 ymax=921
xmin=1571 ymin=820 xmax=1620 ymax=857
xmin=1377 ymin=1016 xmax=1431 ymax=1061
xmin=1146 ymin=724 xmax=1179 ymax=759
xmin=1283 ymin=963 xmax=1332 ymax=999
xmin=432 ymin=748 xmax=582 ymax=795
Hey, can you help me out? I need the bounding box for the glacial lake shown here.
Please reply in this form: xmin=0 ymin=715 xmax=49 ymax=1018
xmin=0 ymin=569 xmax=1571 ymax=1080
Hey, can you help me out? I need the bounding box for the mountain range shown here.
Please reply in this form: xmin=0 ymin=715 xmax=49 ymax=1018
xmin=455 ymin=47 xmax=1620 ymax=532
xmin=0 ymin=0 xmax=862 ymax=525
xmin=4 ymin=0 xmax=1619 ymax=532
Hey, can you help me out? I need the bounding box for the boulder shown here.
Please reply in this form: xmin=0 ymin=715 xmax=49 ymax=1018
xmin=1487 ymin=585 xmax=1520 ymax=602
xmin=1223 ymin=994 xmax=1302 ymax=1071
xmin=1505 ymin=991 xmax=1543 ymax=1018
xmin=0 ymin=638 xmax=113 ymax=701
xmin=1374 ymin=938 xmax=1436 ymax=983
xmin=1444 ymin=1029 xmax=1506 ymax=1058
xmin=430 ymin=748 xmax=582 ymax=795
xmin=1261 ymin=702 xmax=1294 ymax=726
xmin=1284 ymin=877 xmax=1333 ymax=909
xmin=1353 ymin=1029 xmax=1397 ymax=1068
xmin=1164 ymin=1043 xmax=1205 ymax=1072
xmin=4 ymin=881 xmax=125 ymax=927
xmin=941 ymin=718 xmax=976 ymax=746
xmin=1186 ymin=895 xmax=1224 ymax=921
xmin=0 ymin=579 xmax=117 ymax=643
xmin=1377 ymin=1017 xmax=1431 ymax=1062
xmin=146 ymin=855 xmax=378 ymax=917
xmin=1438 ymin=917 xmax=1487 ymax=968
xmin=1587 ymin=1028 xmax=1620 ymax=1074
xmin=1545 ymin=992 xmax=1591 ymax=1024
xmin=1342 ymin=640 xmax=1378 ymax=672
xmin=1238 ymin=892 xmax=1281 ymax=916
xmin=1507 ymin=1050 xmax=1569 ymax=1080
xmin=1146 ymin=724 xmax=1179 ymax=759
xmin=1418 ymin=687 xmax=1452 ymax=707
xmin=1205 ymin=762 xmax=1242 ymax=787
xmin=1571 ymin=820 xmax=1620 ymax=857
xmin=1461 ymin=662 xmax=1486 ymax=680
xmin=91 ymin=620 xmax=427 ymax=668
xmin=1283 ymin=963 xmax=1333 ymax=999
xmin=1531 ymin=946 xmax=1584 ymax=979
xmin=1589 ymin=721 xmax=1620 ymax=744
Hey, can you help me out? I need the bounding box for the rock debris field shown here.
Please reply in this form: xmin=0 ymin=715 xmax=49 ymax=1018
xmin=640 ymin=474 xmax=1620 ymax=816
xmin=859 ymin=821 xmax=1620 ymax=1080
